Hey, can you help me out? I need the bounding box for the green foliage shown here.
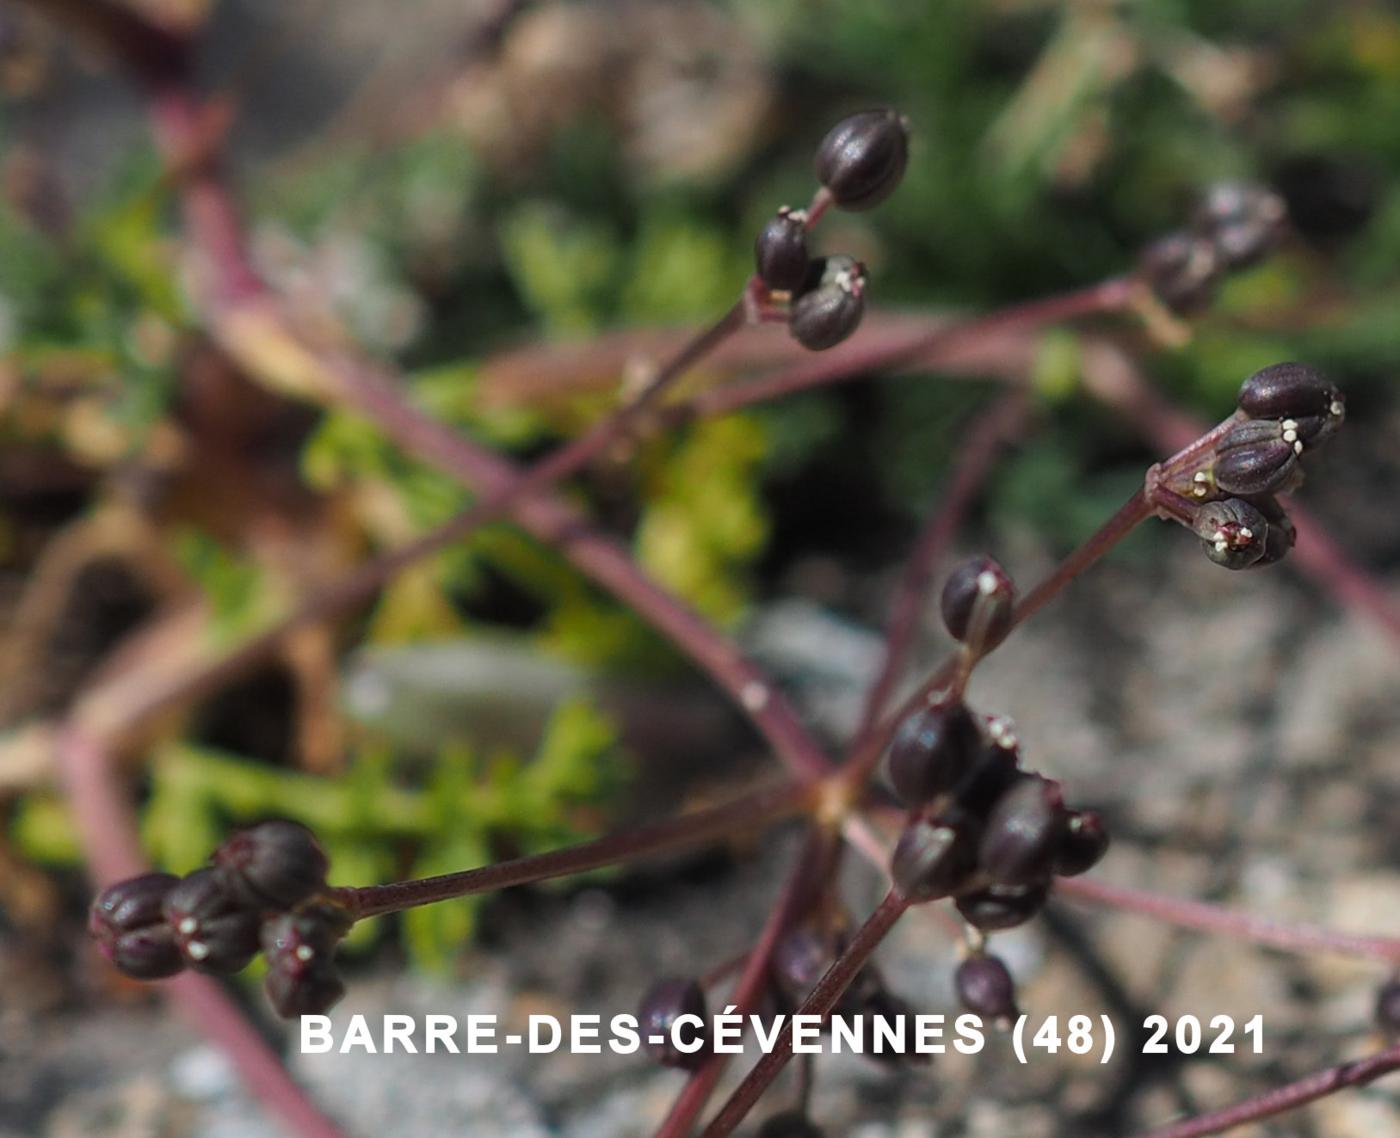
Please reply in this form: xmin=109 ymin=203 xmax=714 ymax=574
xmin=635 ymin=416 xmax=770 ymax=625
xmin=499 ymin=202 xmax=622 ymax=336
xmin=10 ymin=698 xmax=628 ymax=971
xmin=5 ymin=0 xmax=1400 ymax=976
xmin=170 ymin=530 xmax=271 ymax=642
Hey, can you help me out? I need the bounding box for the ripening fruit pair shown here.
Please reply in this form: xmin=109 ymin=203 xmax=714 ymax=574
xmin=756 ymin=216 xmax=869 ymax=350
xmin=754 ymin=109 xmax=910 ymax=351
xmin=1212 ymin=362 xmax=1344 ymax=497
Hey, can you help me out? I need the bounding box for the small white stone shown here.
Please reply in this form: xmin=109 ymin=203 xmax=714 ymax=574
xmin=295 ymin=945 xmax=315 ymax=962
xmin=178 ymin=917 xmax=198 ymax=935
xmin=187 ymin=941 xmax=210 ymax=962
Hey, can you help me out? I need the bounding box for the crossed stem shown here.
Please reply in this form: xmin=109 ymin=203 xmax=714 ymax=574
xmin=16 ymin=5 xmax=1400 ymax=1138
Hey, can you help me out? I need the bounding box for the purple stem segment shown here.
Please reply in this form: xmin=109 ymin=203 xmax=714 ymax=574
xmin=57 ymin=728 xmax=352 ymax=1138
xmin=1058 ymin=875 xmax=1400 ymax=963
xmin=698 ymin=891 xmax=911 ymax=1138
xmin=840 ymin=485 xmax=1154 ymax=789
xmin=1129 ymin=1042 xmax=1400 ymax=1138
xmin=653 ymin=826 xmax=839 ymax=1138
xmin=675 ymin=277 xmax=1133 ymax=424
xmin=854 ymin=391 xmax=1030 ymax=740
xmin=345 ymin=781 xmax=814 ymax=920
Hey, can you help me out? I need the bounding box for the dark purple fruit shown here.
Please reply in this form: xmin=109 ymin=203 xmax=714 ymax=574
xmin=1237 ymin=362 xmax=1341 ymax=423
xmin=89 ymin=873 xmax=186 ymax=980
xmin=955 ymin=953 xmax=1019 ymax=1021
xmin=1193 ymin=497 xmax=1271 ymax=571
xmin=1054 ymin=810 xmax=1110 ymax=877
xmin=955 ymin=881 xmax=1051 ymax=932
xmin=1212 ymin=418 xmax=1303 ymax=497
xmin=978 ymin=774 xmax=1069 ymax=886
xmin=265 ymin=961 xmax=347 ymax=1018
xmin=161 ymin=868 xmax=260 ymax=974
xmin=789 ymin=255 xmax=867 ymax=351
xmin=814 ymin=108 xmax=910 ymax=211
xmin=1253 ymin=498 xmax=1297 ymax=568
xmin=639 ymin=977 xmax=709 ymax=1070
xmin=886 ymin=701 xmax=981 ymax=807
xmin=891 ymin=811 xmax=979 ymax=902
xmin=754 ymin=207 xmax=810 ymax=292
xmin=940 ymin=557 xmax=1015 ymax=653
xmin=261 ymin=907 xmax=348 ymax=1018
xmin=213 ymin=820 xmax=328 ymax=912
xmin=950 ymin=732 xmax=1022 ymax=818
xmin=1137 ymin=230 xmax=1220 ymax=315
xmin=1192 ymin=182 xmax=1287 ymax=270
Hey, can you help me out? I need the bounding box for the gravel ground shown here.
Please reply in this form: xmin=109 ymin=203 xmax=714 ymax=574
xmin=6 ymin=525 xmax=1400 ymax=1138
xmin=2 ymin=4 xmax=1398 ymax=1137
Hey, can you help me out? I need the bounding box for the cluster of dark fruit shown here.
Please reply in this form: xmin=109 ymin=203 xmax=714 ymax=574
xmin=1187 ymin=362 xmax=1344 ymax=571
xmin=885 ymin=557 xmax=1108 ymax=927
xmin=639 ymin=915 xmax=933 ymax=1075
xmin=754 ymin=108 xmax=910 ymax=351
xmin=87 ymin=820 xmax=349 ymax=1017
xmin=1137 ymin=181 xmax=1288 ymax=314
xmin=632 ymin=562 xmax=1086 ymax=1093
xmin=638 ymin=919 xmax=1026 ymax=1089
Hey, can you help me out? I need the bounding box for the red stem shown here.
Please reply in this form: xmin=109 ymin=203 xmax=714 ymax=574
xmin=1057 ymin=875 xmax=1400 ymax=963
xmin=92 ymin=92 xmax=839 ymax=784
xmin=653 ymin=826 xmax=839 ymax=1138
xmin=57 ymin=728 xmax=351 ymax=1138
xmin=345 ymin=780 xmax=814 ymax=920
xmin=1010 ymin=488 xmax=1153 ymax=628
xmin=698 ymin=890 xmax=910 ymax=1138
xmin=853 ymin=391 xmax=1030 ymax=741
xmin=76 ymin=299 xmax=748 ymax=743
xmin=677 ymin=277 xmax=1132 ymax=424
xmin=840 ymin=486 xmax=1155 ymax=789
xmin=1128 ymin=1042 xmax=1400 ymax=1138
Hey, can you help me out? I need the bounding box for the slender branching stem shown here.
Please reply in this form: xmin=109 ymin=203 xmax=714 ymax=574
xmin=1010 ymin=488 xmax=1154 ymax=628
xmin=146 ymin=85 xmax=846 ymax=785
xmin=670 ymin=277 xmax=1133 ymax=426
xmin=1057 ymin=876 xmax=1400 ymax=964
xmin=1128 ymin=1042 xmax=1400 ymax=1138
xmin=853 ymin=391 xmax=1030 ymax=740
xmin=839 ymin=486 xmax=1154 ymax=791
xmin=72 ymin=299 xmax=746 ymax=742
xmin=653 ymin=826 xmax=840 ymax=1138
xmin=698 ymin=890 xmax=911 ymax=1138
xmin=343 ymin=780 xmax=816 ymax=920
xmin=56 ymin=728 xmax=352 ymax=1138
